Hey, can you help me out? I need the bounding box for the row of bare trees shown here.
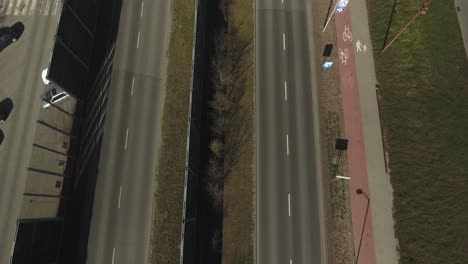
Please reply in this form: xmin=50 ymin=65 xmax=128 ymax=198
xmin=206 ymin=0 xmax=252 ymax=210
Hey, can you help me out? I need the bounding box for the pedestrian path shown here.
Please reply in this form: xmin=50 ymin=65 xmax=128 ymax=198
xmin=334 ymin=7 xmax=377 ymax=263
xmin=348 ymin=0 xmax=399 ymax=262
xmin=454 ymin=0 xmax=468 ymax=58
xmin=333 ymin=0 xmax=399 ymax=263
xmin=0 ymin=0 xmax=61 ymax=17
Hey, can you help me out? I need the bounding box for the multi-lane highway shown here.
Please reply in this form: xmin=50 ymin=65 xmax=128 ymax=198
xmin=86 ymin=0 xmax=170 ymax=263
xmin=256 ymin=0 xmax=325 ymax=263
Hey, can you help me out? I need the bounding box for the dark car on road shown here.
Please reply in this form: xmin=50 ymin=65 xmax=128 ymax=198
xmin=0 ymin=98 xmax=14 ymax=124
xmin=0 ymin=22 xmax=24 ymax=52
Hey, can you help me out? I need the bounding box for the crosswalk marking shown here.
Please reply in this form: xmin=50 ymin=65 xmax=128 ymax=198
xmin=0 ymin=0 xmax=59 ymax=17
xmin=0 ymin=1 xmax=6 ymax=14
xmin=7 ymin=0 xmax=14 ymax=15
xmin=37 ymin=0 xmax=43 ymax=15
xmin=29 ymin=0 xmax=36 ymax=15
xmin=43 ymin=0 xmax=50 ymax=16
xmin=13 ymin=0 xmax=24 ymax=16
xmin=21 ymin=0 xmax=29 ymax=16
xmin=51 ymin=0 xmax=57 ymax=16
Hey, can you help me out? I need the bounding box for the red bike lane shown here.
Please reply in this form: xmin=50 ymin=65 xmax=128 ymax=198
xmin=334 ymin=7 xmax=377 ymax=264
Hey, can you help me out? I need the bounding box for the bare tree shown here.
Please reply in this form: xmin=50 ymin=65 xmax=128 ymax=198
xmin=207 ymin=181 xmax=223 ymax=211
xmin=211 ymin=229 xmax=222 ymax=253
xmin=206 ymin=1 xmax=253 ymax=217
xmin=208 ymin=157 xmax=225 ymax=184
xmin=219 ymin=0 xmax=234 ymax=26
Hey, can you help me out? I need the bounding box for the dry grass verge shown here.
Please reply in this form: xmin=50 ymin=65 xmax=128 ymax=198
xmin=148 ymin=1 xmax=194 ymax=263
xmin=310 ymin=0 xmax=355 ymax=263
xmin=368 ymin=0 xmax=468 ymax=262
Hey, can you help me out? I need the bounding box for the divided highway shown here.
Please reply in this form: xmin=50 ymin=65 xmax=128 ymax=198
xmin=86 ymin=0 xmax=170 ymax=263
xmin=256 ymin=0 xmax=325 ymax=263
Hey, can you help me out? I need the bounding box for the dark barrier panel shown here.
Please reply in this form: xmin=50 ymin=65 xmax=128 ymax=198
xmin=48 ymin=0 xmax=100 ymax=99
xmin=57 ymin=0 xmax=122 ymax=262
xmin=13 ymin=219 xmax=64 ymax=264
xmin=180 ymin=0 xmax=207 ymax=263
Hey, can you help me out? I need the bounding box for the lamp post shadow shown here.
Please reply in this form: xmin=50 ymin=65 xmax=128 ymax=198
xmin=355 ymin=188 xmax=370 ymax=264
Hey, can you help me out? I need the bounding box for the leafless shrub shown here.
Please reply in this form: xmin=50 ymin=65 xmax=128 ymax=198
xmin=206 ymin=1 xmax=252 ymax=216
xmin=210 ymin=138 xmax=224 ymax=158
xmin=211 ymin=229 xmax=222 ymax=253
xmin=219 ymin=0 xmax=233 ymax=26
xmin=208 ymin=157 xmax=225 ymax=185
xmin=207 ymin=181 xmax=223 ymax=211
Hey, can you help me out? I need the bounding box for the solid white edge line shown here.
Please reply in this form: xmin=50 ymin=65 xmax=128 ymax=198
xmin=7 ymin=0 xmax=14 ymax=15
xmin=43 ymin=0 xmax=51 ymax=16
xmin=290 ymin=260 xmax=292 ymax=264
xmin=283 ymin=33 xmax=286 ymax=50
xmin=125 ymin=128 xmax=129 ymax=149
xmin=286 ymin=134 xmax=289 ymax=156
xmin=284 ymin=81 xmax=287 ymax=101
xmin=112 ymin=248 xmax=116 ymax=264
xmin=29 ymin=0 xmax=36 ymax=15
xmin=288 ymin=194 xmax=291 ymax=216
xmin=140 ymin=1 xmax=144 ymax=16
xmin=131 ymin=76 xmax=135 ymax=96
xmin=137 ymin=32 xmax=141 ymax=49
xmin=52 ymin=0 xmax=59 ymax=16
xmin=118 ymin=186 xmax=122 ymax=208
xmin=10 ymin=241 xmax=15 ymax=257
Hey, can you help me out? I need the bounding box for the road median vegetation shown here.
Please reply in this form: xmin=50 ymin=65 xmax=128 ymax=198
xmin=210 ymin=0 xmax=255 ymax=262
xmin=148 ymin=1 xmax=194 ymax=263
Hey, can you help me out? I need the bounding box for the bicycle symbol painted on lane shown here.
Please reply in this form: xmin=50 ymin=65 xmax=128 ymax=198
xmin=339 ymin=48 xmax=349 ymax=65
xmin=343 ymin=25 xmax=352 ymax=42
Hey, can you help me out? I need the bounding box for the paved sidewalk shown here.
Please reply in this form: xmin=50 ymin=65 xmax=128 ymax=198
xmin=333 ymin=1 xmax=399 ymax=263
xmin=348 ymin=0 xmax=399 ymax=263
xmin=455 ymin=0 xmax=468 ymax=58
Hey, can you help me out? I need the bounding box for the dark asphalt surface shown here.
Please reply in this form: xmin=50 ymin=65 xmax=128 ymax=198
xmin=85 ymin=0 xmax=170 ymax=263
xmin=256 ymin=0 xmax=325 ymax=263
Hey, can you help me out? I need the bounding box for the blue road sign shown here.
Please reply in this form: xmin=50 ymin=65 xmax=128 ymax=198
xmin=335 ymin=0 xmax=349 ymax=13
xmin=322 ymin=61 xmax=334 ymax=69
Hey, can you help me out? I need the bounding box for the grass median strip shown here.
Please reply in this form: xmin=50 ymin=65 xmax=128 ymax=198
xmin=368 ymin=0 xmax=468 ymax=262
xmin=148 ymin=1 xmax=194 ymax=263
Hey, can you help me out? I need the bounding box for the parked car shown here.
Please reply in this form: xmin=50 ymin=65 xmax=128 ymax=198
xmin=41 ymin=68 xmax=51 ymax=85
xmin=0 ymin=22 xmax=24 ymax=52
xmin=0 ymin=98 xmax=14 ymax=124
xmin=41 ymin=87 xmax=70 ymax=108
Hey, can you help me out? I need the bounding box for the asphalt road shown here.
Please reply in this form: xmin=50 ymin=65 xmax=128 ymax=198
xmin=0 ymin=3 xmax=63 ymax=263
xmin=85 ymin=0 xmax=170 ymax=263
xmin=256 ymin=0 xmax=325 ymax=263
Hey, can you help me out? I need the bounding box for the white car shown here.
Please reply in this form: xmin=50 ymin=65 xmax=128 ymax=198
xmin=41 ymin=68 xmax=51 ymax=85
xmin=41 ymin=87 xmax=70 ymax=108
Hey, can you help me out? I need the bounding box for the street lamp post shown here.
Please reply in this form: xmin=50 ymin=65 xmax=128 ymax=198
xmin=355 ymin=188 xmax=370 ymax=264
xmin=323 ymin=0 xmax=342 ymax=32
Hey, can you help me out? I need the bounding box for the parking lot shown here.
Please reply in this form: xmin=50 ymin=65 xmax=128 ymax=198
xmin=0 ymin=0 xmax=78 ymax=262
